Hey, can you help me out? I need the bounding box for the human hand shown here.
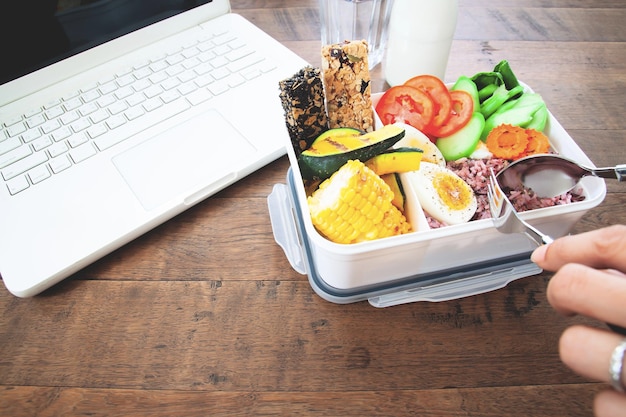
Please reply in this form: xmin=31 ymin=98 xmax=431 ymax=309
xmin=531 ymin=224 xmax=626 ymax=417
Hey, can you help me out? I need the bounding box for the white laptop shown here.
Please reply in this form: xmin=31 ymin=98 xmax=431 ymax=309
xmin=0 ymin=0 xmax=308 ymax=297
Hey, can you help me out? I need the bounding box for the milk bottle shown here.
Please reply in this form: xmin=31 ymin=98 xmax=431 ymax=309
xmin=384 ymin=0 xmax=458 ymax=86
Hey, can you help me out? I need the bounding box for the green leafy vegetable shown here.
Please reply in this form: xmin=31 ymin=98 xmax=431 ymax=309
xmin=493 ymin=60 xmax=520 ymax=90
xmin=480 ymin=84 xmax=524 ymax=119
xmin=481 ymin=93 xmax=548 ymax=140
xmin=452 ymin=60 xmax=549 ymax=143
xmin=470 ymin=60 xmax=521 ymax=104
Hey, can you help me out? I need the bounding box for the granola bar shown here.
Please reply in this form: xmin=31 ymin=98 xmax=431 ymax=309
xmin=278 ymin=66 xmax=329 ymax=155
xmin=321 ymin=40 xmax=374 ymax=132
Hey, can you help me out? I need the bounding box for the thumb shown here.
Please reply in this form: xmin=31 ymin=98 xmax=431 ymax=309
xmin=531 ymin=225 xmax=626 ymax=272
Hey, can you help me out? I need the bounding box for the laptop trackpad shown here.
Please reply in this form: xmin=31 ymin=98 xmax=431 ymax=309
xmin=113 ymin=110 xmax=257 ymax=211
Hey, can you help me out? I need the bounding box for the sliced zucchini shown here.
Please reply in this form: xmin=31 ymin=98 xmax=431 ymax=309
xmin=380 ymin=173 xmax=406 ymax=211
xmin=298 ymin=125 xmax=406 ymax=180
xmin=365 ymin=147 xmax=423 ymax=176
xmin=309 ymin=127 xmax=362 ymax=146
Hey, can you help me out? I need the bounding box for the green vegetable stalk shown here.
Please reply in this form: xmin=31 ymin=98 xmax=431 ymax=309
xmin=481 ymin=93 xmax=548 ymax=140
xmin=480 ymin=84 xmax=524 ymax=119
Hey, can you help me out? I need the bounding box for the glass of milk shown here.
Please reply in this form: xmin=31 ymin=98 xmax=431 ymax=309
xmin=319 ymin=0 xmax=395 ymax=69
xmin=384 ymin=0 xmax=458 ymax=86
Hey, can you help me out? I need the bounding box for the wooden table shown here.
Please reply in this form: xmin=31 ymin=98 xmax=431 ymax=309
xmin=2 ymin=1 xmax=626 ymax=415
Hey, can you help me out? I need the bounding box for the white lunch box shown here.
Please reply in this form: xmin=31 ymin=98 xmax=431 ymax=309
xmin=268 ymin=89 xmax=606 ymax=307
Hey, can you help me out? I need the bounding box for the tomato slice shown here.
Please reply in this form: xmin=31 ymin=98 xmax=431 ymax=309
xmin=375 ymin=85 xmax=434 ymax=132
xmin=429 ymin=90 xmax=474 ymax=138
xmin=404 ymin=75 xmax=452 ymax=133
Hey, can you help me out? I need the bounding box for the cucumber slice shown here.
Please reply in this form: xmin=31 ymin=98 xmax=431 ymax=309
xmin=451 ymin=75 xmax=480 ymax=112
xmin=436 ymin=112 xmax=486 ymax=161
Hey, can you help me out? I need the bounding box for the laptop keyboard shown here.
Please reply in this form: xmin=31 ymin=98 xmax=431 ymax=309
xmin=0 ymin=28 xmax=277 ymax=196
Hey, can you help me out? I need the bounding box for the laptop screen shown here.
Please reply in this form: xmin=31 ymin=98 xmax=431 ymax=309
xmin=1 ymin=0 xmax=213 ymax=85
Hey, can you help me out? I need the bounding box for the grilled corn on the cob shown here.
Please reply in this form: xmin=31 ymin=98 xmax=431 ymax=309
xmin=308 ymin=160 xmax=411 ymax=244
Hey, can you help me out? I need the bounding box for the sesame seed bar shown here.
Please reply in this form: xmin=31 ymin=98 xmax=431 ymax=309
xmin=278 ymin=66 xmax=329 ymax=155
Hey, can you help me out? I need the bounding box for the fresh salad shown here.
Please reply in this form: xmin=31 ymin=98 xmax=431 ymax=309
xmin=371 ymin=60 xmax=585 ymax=231
xmin=374 ymin=60 xmax=550 ymax=163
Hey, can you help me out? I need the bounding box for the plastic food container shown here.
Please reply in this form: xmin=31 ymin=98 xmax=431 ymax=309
xmin=268 ymin=89 xmax=606 ymax=307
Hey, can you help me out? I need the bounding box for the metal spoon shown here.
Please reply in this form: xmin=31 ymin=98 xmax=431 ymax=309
xmin=496 ymin=154 xmax=626 ymax=198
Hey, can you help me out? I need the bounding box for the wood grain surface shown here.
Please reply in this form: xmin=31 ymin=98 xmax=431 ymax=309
xmin=1 ymin=1 xmax=625 ymax=416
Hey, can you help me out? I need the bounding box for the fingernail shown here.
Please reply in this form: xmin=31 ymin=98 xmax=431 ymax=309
xmin=531 ymin=244 xmax=547 ymax=264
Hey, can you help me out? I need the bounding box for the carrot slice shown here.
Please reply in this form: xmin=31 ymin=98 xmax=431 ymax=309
xmin=518 ymin=128 xmax=550 ymax=158
xmin=485 ymin=124 xmax=529 ymax=159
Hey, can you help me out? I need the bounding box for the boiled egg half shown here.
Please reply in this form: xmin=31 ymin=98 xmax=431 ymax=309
xmin=408 ymin=162 xmax=477 ymax=225
xmin=392 ymin=122 xmax=446 ymax=167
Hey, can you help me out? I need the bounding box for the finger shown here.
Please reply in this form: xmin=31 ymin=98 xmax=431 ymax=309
xmin=594 ymin=390 xmax=626 ymax=417
xmin=531 ymin=225 xmax=626 ymax=272
xmin=547 ymin=263 xmax=626 ymax=329
xmin=559 ymin=325 xmax=624 ymax=385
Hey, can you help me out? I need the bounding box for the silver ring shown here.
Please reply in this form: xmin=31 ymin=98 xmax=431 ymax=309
xmin=609 ymin=338 xmax=626 ymax=393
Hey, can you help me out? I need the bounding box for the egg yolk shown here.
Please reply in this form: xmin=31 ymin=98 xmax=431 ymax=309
xmin=433 ymin=172 xmax=473 ymax=210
